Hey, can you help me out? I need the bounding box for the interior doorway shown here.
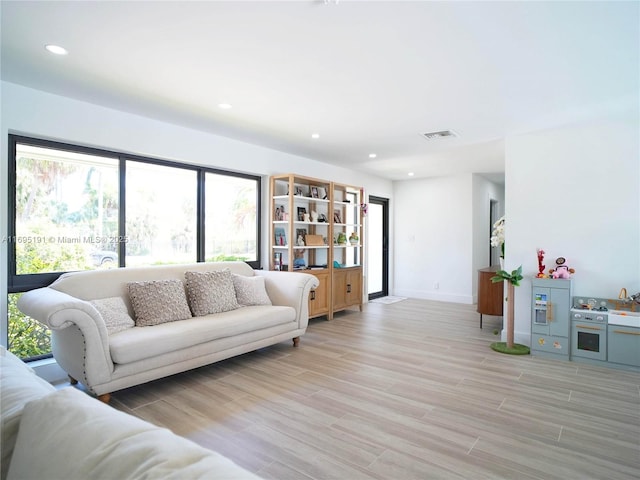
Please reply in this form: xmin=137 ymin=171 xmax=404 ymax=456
xmin=367 ymin=196 xmax=389 ymax=300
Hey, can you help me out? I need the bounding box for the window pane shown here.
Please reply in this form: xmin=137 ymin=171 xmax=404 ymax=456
xmin=205 ymin=173 xmax=257 ymax=262
xmin=8 ymin=293 xmax=51 ymax=360
xmin=15 ymin=144 xmax=119 ymax=274
xmin=126 ymin=161 xmax=197 ymax=266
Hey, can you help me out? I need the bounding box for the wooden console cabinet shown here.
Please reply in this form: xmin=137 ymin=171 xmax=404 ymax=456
xmin=477 ymin=265 xmax=504 ymax=328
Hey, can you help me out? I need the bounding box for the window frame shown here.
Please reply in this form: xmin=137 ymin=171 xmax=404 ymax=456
xmin=7 ymin=133 xmax=262 ymax=296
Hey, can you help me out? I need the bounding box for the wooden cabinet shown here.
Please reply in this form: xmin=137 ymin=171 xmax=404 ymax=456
xmin=309 ymin=271 xmax=330 ymax=317
xmin=477 ymin=266 xmax=503 ymax=328
xmin=332 ymin=267 xmax=362 ymax=312
xmin=270 ymin=174 xmax=363 ymax=320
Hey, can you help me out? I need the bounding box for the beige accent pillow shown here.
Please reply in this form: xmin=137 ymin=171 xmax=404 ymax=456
xmin=90 ymin=297 xmax=135 ymax=335
xmin=232 ymin=274 xmax=272 ymax=306
xmin=127 ymin=280 xmax=192 ymax=326
xmin=185 ymin=269 xmax=239 ymax=316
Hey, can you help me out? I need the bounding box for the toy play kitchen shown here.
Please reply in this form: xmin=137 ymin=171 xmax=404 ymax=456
xmin=531 ymin=280 xmax=640 ymax=370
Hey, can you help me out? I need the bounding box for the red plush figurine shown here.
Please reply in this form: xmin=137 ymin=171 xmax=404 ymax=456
xmin=536 ymin=249 xmax=546 ymax=278
xmin=549 ymin=257 xmax=575 ymax=279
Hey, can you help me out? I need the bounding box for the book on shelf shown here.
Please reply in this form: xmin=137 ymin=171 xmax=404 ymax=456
xmin=274 ymin=227 xmax=287 ymax=246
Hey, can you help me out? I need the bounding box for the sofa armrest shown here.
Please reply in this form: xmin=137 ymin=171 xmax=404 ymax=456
xmin=17 ymin=288 xmax=114 ymax=386
xmin=254 ymin=271 xmax=319 ymax=330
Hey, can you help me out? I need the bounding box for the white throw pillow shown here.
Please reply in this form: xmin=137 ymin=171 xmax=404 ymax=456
xmin=185 ymin=269 xmax=239 ymax=316
xmin=232 ymin=274 xmax=272 ymax=306
xmin=128 ymin=279 xmax=192 ymax=326
xmin=90 ymin=297 xmax=134 ymax=335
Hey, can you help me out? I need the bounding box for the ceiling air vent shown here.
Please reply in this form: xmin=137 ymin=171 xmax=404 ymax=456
xmin=421 ymin=130 xmax=458 ymax=140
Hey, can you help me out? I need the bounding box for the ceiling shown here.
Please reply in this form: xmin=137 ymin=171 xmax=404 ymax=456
xmin=1 ymin=1 xmax=638 ymax=181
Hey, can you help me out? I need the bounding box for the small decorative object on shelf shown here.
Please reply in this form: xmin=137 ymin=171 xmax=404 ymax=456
xmin=549 ymin=257 xmax=575 ymax=279
xmin=349 ymin=232 xmax=359 ymax=245
xmin=293 ymin=249 xmax=306 ymax=269
xmin=536 ymin=248 xmax=547 ymax=278
xmin=336 ymin=232 xmax=347 ymax=245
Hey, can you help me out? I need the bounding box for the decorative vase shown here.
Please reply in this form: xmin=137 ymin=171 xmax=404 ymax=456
xmin=349 ymin=233 xmax=359 ymax=245
xmin=499 ymin=257 xmax=505 ymax=270
xmin=337 ymin=233 xmax=347 ymax=245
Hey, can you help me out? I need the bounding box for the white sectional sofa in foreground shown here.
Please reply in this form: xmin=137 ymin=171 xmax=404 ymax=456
xmin=17 ymin=261 xmax=318 ymax=402
xmin=0 ymin=346 xmax=262 ymax=480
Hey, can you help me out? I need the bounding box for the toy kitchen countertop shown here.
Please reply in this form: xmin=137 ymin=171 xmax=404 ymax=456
xmin=572 ymin=296 xmax=640 ymax=328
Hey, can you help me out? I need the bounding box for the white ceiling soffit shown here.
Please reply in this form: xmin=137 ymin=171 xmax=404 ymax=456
xmin=1 ymin=1 xmax=638 ymax=181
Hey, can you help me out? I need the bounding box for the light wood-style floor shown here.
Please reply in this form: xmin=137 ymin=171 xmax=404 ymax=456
xmin=110 ymin=299 xmax=640 ymax=479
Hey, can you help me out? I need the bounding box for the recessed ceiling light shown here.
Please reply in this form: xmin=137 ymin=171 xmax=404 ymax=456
xmin=369 ymin=153 xmax=377 ymax=159
xmin=218 ymin=103 xmax=232 ymax=109
xmin=408 ymin=172 xmax=415 ymax=176
xmin=311 ymin=133 xmax=320 ymax=139
xmin=45 ymin=44 xmax=68 ymax=55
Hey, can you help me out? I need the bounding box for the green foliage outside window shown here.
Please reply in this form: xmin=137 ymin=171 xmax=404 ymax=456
xmin=8 ymin=293 xmax=51 ymax=360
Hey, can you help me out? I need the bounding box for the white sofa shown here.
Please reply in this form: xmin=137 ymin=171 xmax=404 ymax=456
xmin=17 ymin=261 xmax=318 ymax=402
xmin=0 ymin=346 xmax=262 ymax=480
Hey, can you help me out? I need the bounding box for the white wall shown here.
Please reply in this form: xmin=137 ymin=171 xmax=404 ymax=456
xmin=0 ymin=81 xmax=393 ymax=350
xmin=505 ymin=110 xmax=640 ymax=345
xmin=393 ymin=174 xmax=474 ymax=303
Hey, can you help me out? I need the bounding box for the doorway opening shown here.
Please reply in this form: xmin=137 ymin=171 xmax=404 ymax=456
xmin=367 ymin=196 xmax=389 ymax=300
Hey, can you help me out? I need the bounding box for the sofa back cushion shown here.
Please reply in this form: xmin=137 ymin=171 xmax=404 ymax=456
xmin=48 ymin=262 xmax=255 ymax=311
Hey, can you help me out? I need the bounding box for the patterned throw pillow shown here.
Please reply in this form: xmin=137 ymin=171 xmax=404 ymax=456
xmin=128 ymin=280 xmax=192 ymax=326
xmin=90 ymin=297 xmax=135 ymax=335
xmin=232 ymin=274 xmax=272 ymax=306
xmin=185 ymin=269 xmax=239 ymax=316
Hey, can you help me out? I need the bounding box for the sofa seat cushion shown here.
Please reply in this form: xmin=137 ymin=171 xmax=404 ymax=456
xmin=7 ymin=387 xmax=262 ymax=480
xmin=109 ymin=305 xmax=296 ymax=364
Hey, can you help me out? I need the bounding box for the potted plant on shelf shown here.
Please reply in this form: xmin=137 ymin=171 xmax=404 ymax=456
xmin=490 ymin=265 xmax=530 ymax=355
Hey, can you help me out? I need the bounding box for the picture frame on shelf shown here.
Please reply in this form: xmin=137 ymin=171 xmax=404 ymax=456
xmin=297 ymin=206 xmax=307 ymax=221
xmin=294 ymin=186 xmax=305 ymax=196
xmin=310 ymin=186 xmax=320 ymax=198
xmin=296 ymin=228 xmax=307 ymax=246
xmin=274 ymin=204 xmax=285 ymax=221
xmin=274 ymin=227 xmax=287 ymax=246
xmin=317 ymin=186 xmax=328 ymax=200
xmin=333 ymin=210 xmax=342 ymax=224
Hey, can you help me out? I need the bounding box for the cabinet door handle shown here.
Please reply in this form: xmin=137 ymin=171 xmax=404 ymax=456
xmin=310 ymin=290 xmax=316 ymax=301
xmin=347 ymin=284 xmax=351 ymax=293
xmin=547 ymin=301 xmax=553 ymax=322
xmin=576 ymin=324 xmax=601 ymax=331
xmin=613 ymin=330 xmax=640 ymax=335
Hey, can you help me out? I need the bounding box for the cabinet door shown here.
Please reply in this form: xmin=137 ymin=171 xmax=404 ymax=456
xmin=608 ymin=326 xmax=640 ymax=367
xmin=345 ymin=268 xmax=362 ymax=307
xmin=549 ymin=286 xmax=570 ymax=337
xmin=309 ymin=271 xmax=330 ymax=317
xmin=332 ymin=270 xmax=347 ymax=310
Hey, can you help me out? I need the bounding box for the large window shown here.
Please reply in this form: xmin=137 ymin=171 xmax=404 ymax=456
xmin=7 ymin=135 xmax=261 ymax=360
